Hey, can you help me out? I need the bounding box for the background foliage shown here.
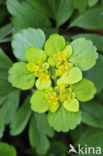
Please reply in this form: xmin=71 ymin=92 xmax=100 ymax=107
xmin=0 ymin=0 xmax=103 ymax=155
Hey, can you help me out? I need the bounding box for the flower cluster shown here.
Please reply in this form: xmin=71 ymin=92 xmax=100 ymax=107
xmin=26 ymin=61 xmax=51 ymax=90
xmin=48 ymin=46 xmax=73 ymax=78
xmin=45 ymin=85 xmax=77 ymax=113
xmin=8 ymin=34 xmax=98 ymax=115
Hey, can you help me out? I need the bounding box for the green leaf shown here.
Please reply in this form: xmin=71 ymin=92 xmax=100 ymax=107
xmin=8 ymin=62 xmax=35 ymax=90
xmin=48 ymin=105 xmax=81 ymax=132
xmin=70 ymin=38 xmax=98 ymax=71
xmin=10 ymin=96 xmax=32 ymax=136
xmin=12 ymin=28 xmax=45 ymax=61
xmin=73 ymin=0 xmax=88 ymax=13
xmin=0 ymin=142 xmax=16 ymax=156
xmin=71 ymin=129 xmax=103 ymax=156
xmin=60 ymin=67 xmax=82 ymax=84
xmin=44 ymin=34 xmax=66 ymax=57
xmin=70 ymin=124 xmax=101 ymax=146
xmin=78 ymin=131 xmax=103 ymax=156
xmin=84 ymin=54 xmax=103 ymax=93
xmin=88 ymin=0 xmax=98 ymax=7
xmin=28 ymin=0 xmax=73 ymax=27
xmin=30 ymin=90 xmax=49 ymax=113
xmin=49 ymin=102 xmax=60 ymax=113
xmin=29 ymin=113 xmax=54 ymax=155
xmin=27 ymin=0 xmax=55 ymax=18
xmin=48 ymin=141 xmax=67 ymax=156
xmin=81 ymin=101 xmax=103 ymax=129
xmin=0 ymin=127 xmax=5 ymax=139
xmin=55 ymin=0 xmax=74 ymax=26
xmin=0 ymin=48 xmax=12 ymax=65
xmin=83 ymin=132 xmax=103 ymax=149
xmin=7 ymin=0 xmax=73 ymax=29
xmin=71 ymin=78 xmax=96 ymax=102
xmin=72 ymin=33 xmax=103 ymax=52
xmin=0 ymin=90 xmax=20 ymax=129
xmin=25 ymin=47 xmax=47 ymax=64
xmin=63 ymin=98 xmax=79 ymax=112
xmin=0 ymin=37 xmax=11 ymax=43
xmin=0 ymin=48 xmax=12 ymax=81
xmin=0 ymin=23 xmax=14 ymax=42
xmin=7 ymin=0 xmax=51 ymax=29
xmin=70 ymin=7 xmax=103 ymax=30
xmin=36 ymin=79 xmax=51 ymax=90
xmin=0 ymin=80 xmax=16 ymax=106
xmin=0 ymin=49 xmax=16 ymax=105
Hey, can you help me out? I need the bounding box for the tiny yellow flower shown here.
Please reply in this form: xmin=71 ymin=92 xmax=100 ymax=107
xmin=50 ymin=51 xmax=74 ymax=77
xmin=58 ymin=63 xmax=69 ymax=76
xmin=45 ymin=85 xmax=76 ymax=112
xmin=39 ymin=73 xmax=50 ymax=83
xmin=46 ymin=91 xmax=59 ymax=105
xmin=54 ymin=85 xmax=65 ymax=98
xmin=33 ymin=64 xmax=40 ymax=72
xmin=53 ymin=51 xmax=69 ymax=66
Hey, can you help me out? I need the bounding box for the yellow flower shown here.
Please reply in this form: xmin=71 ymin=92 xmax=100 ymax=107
xmin=39 ymin=73 xmax=50 ymax=83
xmin=62 ymin=89 xmax=76 ymax=104
xmin=33 ymin=64 xmax=40 ymax=72
xmin=58 ymin=63 xmax=69 ymax=76
xmin=53 ymin=51 xmax=69 ymax=66
xmin=51 ymin=51 xmax=74 ymax=77
xmin=54 ymin=85 xmax=65 ymax=98
xmin=26 ymin=61 xmax=50 ymax=78
xmin=45 ymin=85 xmax=76 ymax=112
xmin=46 ymin=89 xmax=59 ymax=112
xmin=46 ymin=91 xmax=59 ymax=105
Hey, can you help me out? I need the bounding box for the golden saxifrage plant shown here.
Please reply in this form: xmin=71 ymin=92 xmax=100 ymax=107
xmin=8 ymin=28 xmax=98 ymax=132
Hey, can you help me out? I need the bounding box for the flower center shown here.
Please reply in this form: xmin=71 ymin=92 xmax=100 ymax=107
xmin=53 ymin=52 xmax=73 ymax=76
xmin=39 ymin=73 xmax=50 ymax=83
xmin=45 ymin=85 xmax=75 ymax=106
xmin=26 ymin=61 xmax=50 ymax=83
xmin=53 ymin=51 xmax=69 ymax=66
xmin=45 ymin=91 xmax=59 ymax=105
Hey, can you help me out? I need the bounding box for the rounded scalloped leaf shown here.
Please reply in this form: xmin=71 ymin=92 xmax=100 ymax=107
xmin=70 ymin=38 xmax=98 ymax=71
xmin=8 ymin=62 xmax=35 ymax=90
xmin=44 ymin=34 xmax=66 ymax=57
xmin=12 ymin=28 xmax=45 ymax=61
xmin=47 ymin=105 xmax=81 ymax=132
xmin=63 ymin=98 xmax=79 ymax=112
xmin=36 ymin=79 xmax=51 ymax=90
xmin=30 ymin=90 xmax=49 ymax=113
xmin=71 ymin=78 xmax=96 ymax=102
xmin=84 ymin=54 xmax=103 ymax=93
xmin=60 ymin=67 xmax=82 ymax=85
xmin=25 ymin=47 xmax=47 ymax=64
